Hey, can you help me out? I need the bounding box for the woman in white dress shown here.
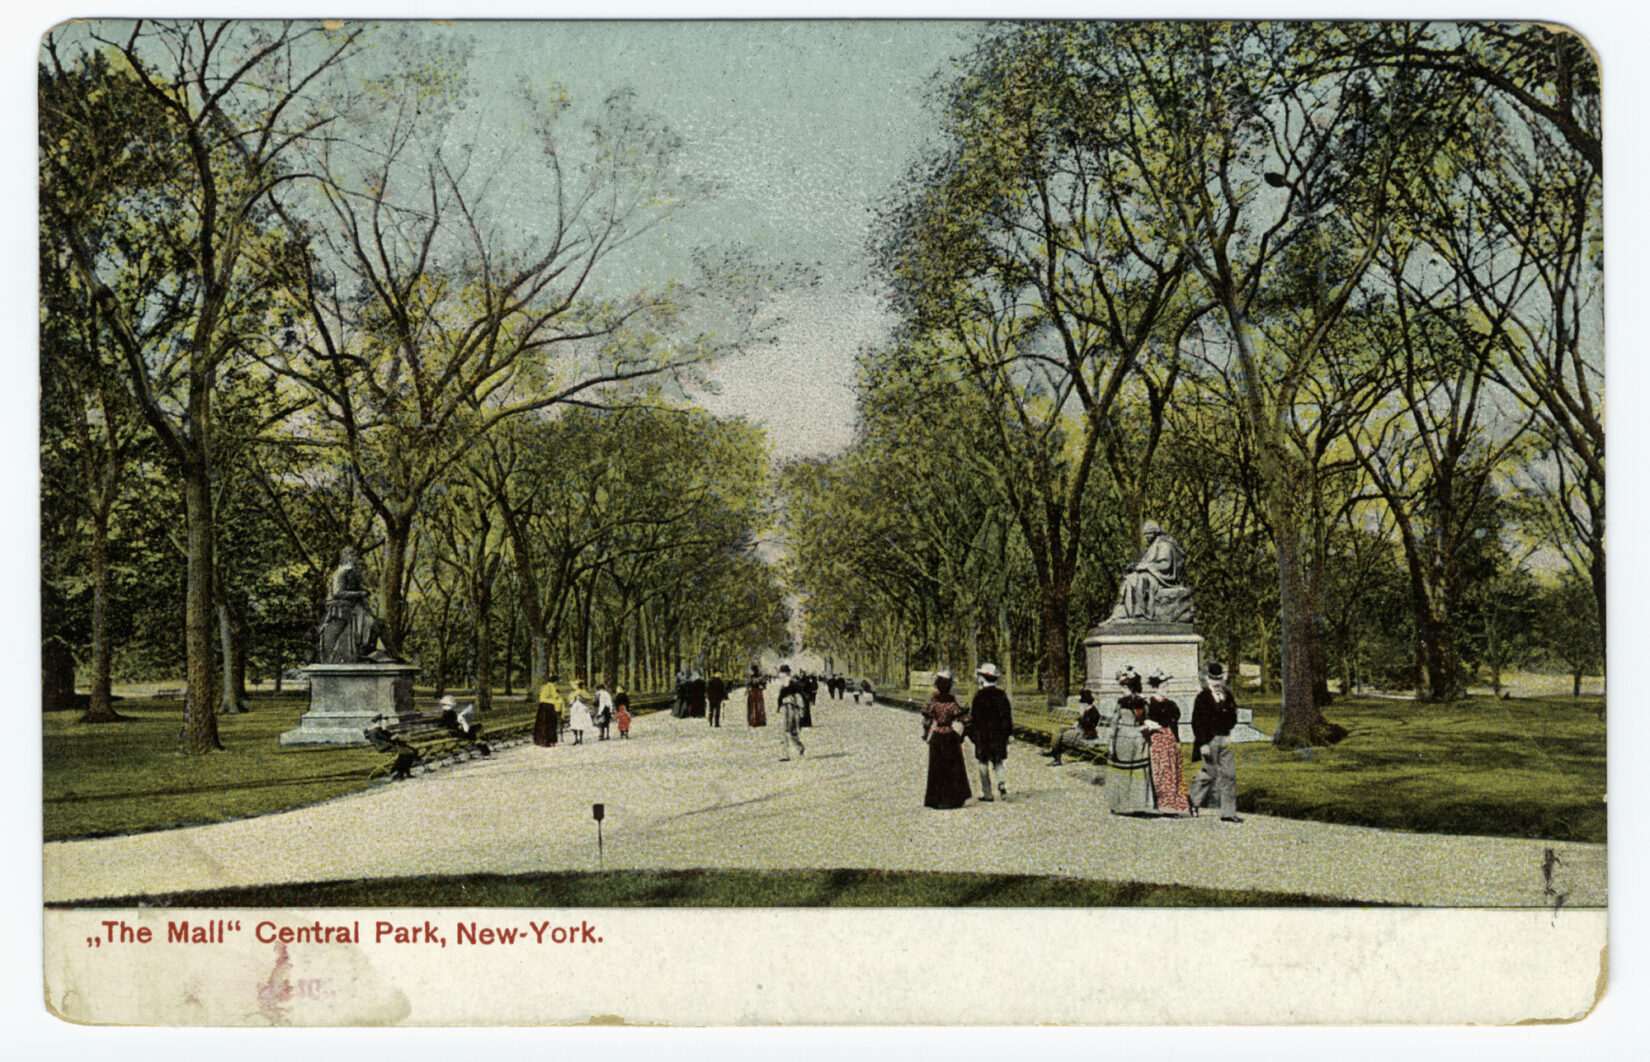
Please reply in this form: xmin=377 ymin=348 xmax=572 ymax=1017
xmin=567 ymin=680 xmax=595 ymax=745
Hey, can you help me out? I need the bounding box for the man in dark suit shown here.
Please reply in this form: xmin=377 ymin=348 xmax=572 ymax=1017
xmin=967 ymin=662 xmax=1013 ymax=800
xmin=706 ymin=673 xmax=726 ymax=727
xmin=1189 ymin=661 xmax=1241 ymax=822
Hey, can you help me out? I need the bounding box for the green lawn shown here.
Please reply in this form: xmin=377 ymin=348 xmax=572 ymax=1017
xmin=43 ymin=693 xmax=550 ymax=842
xmin=999 ymin=691 xmax=1606 ymax=844
xmin=1236 ymin=693 xmax=1606 ymax=844
xmin=55 ymin=868 xmax=1363 ymax=908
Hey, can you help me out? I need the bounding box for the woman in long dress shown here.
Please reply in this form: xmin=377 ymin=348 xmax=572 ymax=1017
xmin=746 ymin=665 xmax=768 ymax=727
xmin=533 ymin=677 xmax=562 ymax=747
xmin=1143 ymin=670 xmax=1190 ymax=815
xmin=921 ymin=671 xmax=973 ymax=809
xmin=1106 ymin=667 xmax=1156 ymax=814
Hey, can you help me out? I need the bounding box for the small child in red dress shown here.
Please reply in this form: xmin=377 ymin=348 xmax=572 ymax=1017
xmin=614 ymin=688 xmax=632 ymax=739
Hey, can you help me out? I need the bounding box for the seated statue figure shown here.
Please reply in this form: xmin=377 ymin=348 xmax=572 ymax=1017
xmin=1107 ymin=521 xmax=1195 ymax=624
xmin=316 ymin=547 xmax=392 ymax=663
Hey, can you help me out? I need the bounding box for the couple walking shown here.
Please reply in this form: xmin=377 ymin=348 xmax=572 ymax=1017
xmin=920 ymin=662 xmax=1012 ymax=809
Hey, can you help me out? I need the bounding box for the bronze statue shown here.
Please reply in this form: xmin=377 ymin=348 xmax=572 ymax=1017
xmin=316 ymin=547 xmax=392 ymax=663
xmin=1106 ymin=521 xmax=1195 ymax=624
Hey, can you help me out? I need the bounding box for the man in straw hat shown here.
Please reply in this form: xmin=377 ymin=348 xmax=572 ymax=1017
xmin=967 ymin=662 xmax=1013 ymax=800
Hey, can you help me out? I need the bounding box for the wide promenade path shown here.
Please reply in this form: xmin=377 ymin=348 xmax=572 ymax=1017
xmin=44 ymin=695 xmax=1606 ymax=907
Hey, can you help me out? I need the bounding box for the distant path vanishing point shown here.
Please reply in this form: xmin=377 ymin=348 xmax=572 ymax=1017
xmin=44 ymin=696 xmax=1605 ymax=908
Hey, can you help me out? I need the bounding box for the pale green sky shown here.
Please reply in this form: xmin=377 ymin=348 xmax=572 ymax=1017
xmin=404 ymin=19 xmax=983 ymax=460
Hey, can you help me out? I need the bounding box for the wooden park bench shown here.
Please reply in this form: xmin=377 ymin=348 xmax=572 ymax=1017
xmin=364 ymin=709 xmax=491 ymax=781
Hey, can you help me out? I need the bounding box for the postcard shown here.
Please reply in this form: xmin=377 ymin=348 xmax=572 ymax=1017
xmin=35 ymin=11 xmax=1612 ymax=1028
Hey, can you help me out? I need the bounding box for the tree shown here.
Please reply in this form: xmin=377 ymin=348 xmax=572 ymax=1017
xmin=270 ymin=75 xmax=797 ymax=652
xmin=40 ymin=221 xmax=141 ymax=720
xmin=41 ymin=20 xmax=364 ymax=751
xmin=1077 ymin=21 xmax=1480 ymax=743
xmin=877 ymin=23 xmax=1195 ymax=703
xmin=1396 ymin=23 xmax=1604 ymax=658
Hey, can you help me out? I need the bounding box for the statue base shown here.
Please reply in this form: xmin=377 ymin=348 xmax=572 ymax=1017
xmin=1084 ymin=624 xmax=1270 ymax=743
xmin=279 ymin=662 xmax=419 ymax=746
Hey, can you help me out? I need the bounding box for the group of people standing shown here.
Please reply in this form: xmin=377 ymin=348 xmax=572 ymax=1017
xmin=920 ymin=658 xmax=1244 ymax=820
xmin=671 ymin=669 xmax=733 ymax=724
xmin=1097 ymin=662 xmax=1242 ymax=822
xmin=919 ymin=662 xmax=1014 ymax=809
xmin=532 ymin=677 xmax=632 ymax=748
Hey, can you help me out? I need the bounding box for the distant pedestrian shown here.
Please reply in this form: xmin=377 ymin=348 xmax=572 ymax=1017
xmin=707 ymin=673 xmax=726 ymax=727
xmin=614 ymin=687 xmax=632 ymax=739
xmin=1044 ymin=688 xmax=1103 ymax=766
xmin=921 ymin=670 xmax=972 ymax=809
xmin=687 ymin=670 xmax=708 ymax=718
xmin=534 ymin=676 xmax=563 ymax=747
xmin=595 ymin=682 xmax=614 ymax=740
xmin=801 ymin=672 xmax=818 ymax=727
xmin=1189 ymin=662 xmax=1242 ymax=822
xmin=746 ymin=665 xmax=768 ymax=727
xmin=967 ymin=662 xmax=1013 ymax=801
xmin=1106 ymin=667 xmax=1155 ymax=814
xmin=856 ymin=678 xmax=874 ymax=705
xmin=1144 ymin=670 xmax=1190 ymax=816
xmin=567 ymin=680 xmax=593 ymax=745
xmin=776 ymin=665 xmax=806 ymax=761
xmin=672 ymin=669 xmax=690 ymax=719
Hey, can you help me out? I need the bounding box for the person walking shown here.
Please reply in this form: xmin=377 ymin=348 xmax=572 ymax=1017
xmin=595 ymin=682 xmax=615 ymax=741
xmin=1044 ymin=687 xmax=1104 ymax=766
xmin=967 ymin=662 xmax=1013 ymax=801
xmin=707 ymin=673 xmax=726 ymax=727
xmin=533 ymin=675 xmax=563 ymax=747
xmin=687 ymin=670 xmax=708 ymax=719
xmin=1189 ymin=662 xmax=1242 ymax=822
xmin=567 ymin=680 xmax=594 ymax=745
xmin=746 ymin=664 xmax=768 ymax=727
xmin=1143 ymin=670 xmax=1190 ymax=815
xmin=800 ymin=671 xmax=818 ymax=727
xmin=1106 ymin=667 xmax=1155 ymax=814
xmin=776 ymin=665 xmax=806 ymax=761
xmin=921 ymin=670 xmax=972 ymax=809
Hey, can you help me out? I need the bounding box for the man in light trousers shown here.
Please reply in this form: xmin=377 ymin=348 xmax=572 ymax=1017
xmin=1188 ymin=661 xmax=1241 ymax=822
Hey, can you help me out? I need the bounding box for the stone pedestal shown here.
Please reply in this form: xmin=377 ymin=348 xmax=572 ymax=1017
xmin=279 ymin=662 xmax=419 ymax=746
xmin=1083 ymin=623 xmax=1269 ymax=743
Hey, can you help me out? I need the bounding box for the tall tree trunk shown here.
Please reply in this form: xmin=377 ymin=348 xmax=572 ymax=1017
xmin=380 ymin=512 xmax=414 ymax=652
xmin=217 ymin=599 xmax=248 ymax=714
xmin=502 ymin=601 xmax=516 ymax=697
xmin=181 ymin=459 xmax=222 ymax=751
xmin=530 ymin=630 xmax=550 ymax=693
xmin=474 ymin=579 xmax=493 ymax=713
xmin=1272 ymin=513 xmax=1337 ymax=746
xmin=1037 ymin=574 xmax=1072 ymax=707
xmin=1589 ymin=546 xmax=1606 ymax=674
xmin=81 ymin=517 xmax=121 ymax=721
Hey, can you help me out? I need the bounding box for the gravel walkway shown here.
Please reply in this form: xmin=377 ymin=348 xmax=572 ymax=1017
xmin=44 ymin=697 xmax=1606 ymax=907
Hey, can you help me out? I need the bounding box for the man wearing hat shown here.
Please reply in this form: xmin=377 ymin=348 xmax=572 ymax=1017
xmin=1189 ymin=662 xmax=1242 ymax=821
xmin=967 ymin=662 xmax=1013 ymax=800
xmin=1044 ymin=687 xmax=1104 ymax=766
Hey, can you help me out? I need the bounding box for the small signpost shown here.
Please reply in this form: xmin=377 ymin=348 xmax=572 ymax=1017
xmin=592 ymin=803 xmax=605 ymax=869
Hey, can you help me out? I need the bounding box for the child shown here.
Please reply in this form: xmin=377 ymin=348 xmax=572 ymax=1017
xmin=615 ymin=686 xmax=632 ymax=739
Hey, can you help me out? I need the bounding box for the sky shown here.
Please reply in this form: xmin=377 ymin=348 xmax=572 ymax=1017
xmin=374 ymin=20 xmax=982 ymax=461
